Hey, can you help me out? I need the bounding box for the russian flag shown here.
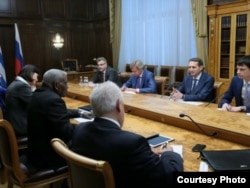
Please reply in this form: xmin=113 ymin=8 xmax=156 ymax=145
xmin=14 ymin=23 xmax=25 ymax=75
xmin=0 ymin=46 xmax=7 ymax=89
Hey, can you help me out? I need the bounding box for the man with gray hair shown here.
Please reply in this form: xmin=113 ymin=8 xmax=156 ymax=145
xmin=70 ymin=81 xmax=183 ymax=188
xmin=24 ymin=69 xmax=82 ymax=173
xmin=121 ymin=59 xmax=156 ymax=93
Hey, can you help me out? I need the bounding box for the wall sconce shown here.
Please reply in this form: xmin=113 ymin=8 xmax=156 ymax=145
xmin=52 ymin=33 xmax=64 ymax=49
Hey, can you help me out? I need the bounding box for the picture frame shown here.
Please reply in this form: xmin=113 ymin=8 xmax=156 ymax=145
xmin=61 ymin=59 xmax=79 ymax=72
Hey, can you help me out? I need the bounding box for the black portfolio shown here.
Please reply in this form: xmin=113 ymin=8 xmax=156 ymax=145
xmin=201 ymin=149 xmax=250 ymax=171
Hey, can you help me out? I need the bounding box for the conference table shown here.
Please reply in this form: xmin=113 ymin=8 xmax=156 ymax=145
xmin=65 ymin=82 xmax=250 ymax=172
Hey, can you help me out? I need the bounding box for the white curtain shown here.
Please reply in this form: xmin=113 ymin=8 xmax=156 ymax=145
xmin=118 ymin=0 xmax=197 ymax=75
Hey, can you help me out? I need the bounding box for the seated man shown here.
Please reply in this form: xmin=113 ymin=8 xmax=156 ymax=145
xmin=171 ymin=57 xmax=215 ymax=101
xmin=89 ymin=57 xmax=122 ymax=87
xmin=24 ymin=69 xmax=85 ymax=173
xmin=5 ymin=64 xmax=40 ymax=136
xmin=121 ymin=59 xmax=156 ymax=93
xmin=219 ymin=55 xmax=250 ymax=113
xmin=70 ymin=81 xmax=183 ymax=188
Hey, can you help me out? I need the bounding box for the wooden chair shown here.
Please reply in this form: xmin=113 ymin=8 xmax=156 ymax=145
xmin=119 ymin=72 xmax=131 ymax=85
xmin=125 ymin=64 xmax=131 ymax=72
xmin=155 ymin=76 xmax=169 ymax=95
xmin=160 ymin=65 xmax=173 ymax=77
xmin=159 ymin=66 xmax=173 ymax=95
xmin=51 ymin=138 xmax=115 ymax=188
xmin=0 ymin=119 xmax=68 ymax=188
xmin=174 ymin=66 xmax=188 ymax=88
xmin=0 ymin=105 xmax=28 ymax=184
xmin=145 ymin=65 xmax=158 ymax=76
xmin=213 ymin=81 xmax=224 ymax=103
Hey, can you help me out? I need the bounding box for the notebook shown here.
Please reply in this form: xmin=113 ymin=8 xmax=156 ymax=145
xmin=201 ymin=149 xmax=250 ymax=171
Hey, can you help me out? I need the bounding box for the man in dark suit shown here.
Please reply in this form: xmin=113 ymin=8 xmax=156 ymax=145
xmin=25 ymin=69 xmax=82 ymax=171
xmin=89 ymin=57 xmax=122 ymax=87
xmin=171 ymin=57 xmax=215 ymax=101
xmin=70 ymin=81 xmax=183 ymax=188
xmin=121 ymin=59 xmax=156 ymax=93
xmin=5 ymin=64 xmax=39 ymax=136
xmin=219 ymin=55 xmax=250 ymax=113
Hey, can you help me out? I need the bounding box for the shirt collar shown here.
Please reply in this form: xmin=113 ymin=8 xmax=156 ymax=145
xmin=193 ymin=72 xmax=202 ymax=80
xmin=99 ymin=117 xmax=121 ymax=128
xmin=16 ymin=76 xmax=30 ymax=86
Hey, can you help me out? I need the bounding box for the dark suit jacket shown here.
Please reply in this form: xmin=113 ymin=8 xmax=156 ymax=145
xmin=177 ymin=72 xmax=215 ymax=101
xmin=219 ymin=76 xmax=250 ymax=112
xmin=70 ymin=118 xmax=183 ymax=188
xmin=123 ymin=69 xmax=156 ymax=93
xmin=5 ymin=79 xmax=33 ymax=136
xmin=92 ymin=66 xmax=122 ymax=87
xmin=26 ymin=85 xmax=78 ymax=170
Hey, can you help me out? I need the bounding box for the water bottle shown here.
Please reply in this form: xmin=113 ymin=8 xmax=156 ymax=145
xmin=79 ymin=76 xmax=84 ymax=87
xmin=83 ymin=76 xmax=89 ymax=87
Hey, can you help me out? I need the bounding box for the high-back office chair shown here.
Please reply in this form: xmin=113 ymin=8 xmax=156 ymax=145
xmin=160 ymin=66 xmax=173 ymax=95
xmin=174 ymin=66 xmax=188 ymax=88
xmin=119 ymin=72 xmax=131 ymax=85
xmin=213 ymin=81 xmax=224 ymax=103
xmin=160 ymin=65 xmax=173 ymax=77
xmin=0 ymin=119 xmax=68 ymax=188
xmin=155 ymin=76 xmax=169 ymax=95
xmin=51 ymin=138 xmax=115 ymax=188
xmin=125 ymin=64 xmax=131 ymax=72
xmin=145 ymin=65 xmax=158 ymax=76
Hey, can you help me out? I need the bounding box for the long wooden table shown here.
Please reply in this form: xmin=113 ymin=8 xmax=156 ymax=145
xmin=66 ymin=82 xmax=250 ymax=147
xmin=64 ymin=97 xmax=248 ymax=172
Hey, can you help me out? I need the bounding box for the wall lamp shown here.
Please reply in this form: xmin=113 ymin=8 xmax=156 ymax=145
xmin=52 ymin=33 xmax=64 ymax=49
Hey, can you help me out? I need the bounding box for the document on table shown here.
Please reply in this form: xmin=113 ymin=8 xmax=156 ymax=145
xmin=175 ymin=99 xmax=203 ymax=106
xmin=74 ymin=117 xmax=94 ymax=123
xmin=123 ymin=91 xmax=136 ymax=94
xmin=172 ymin=145 xmax=183 ymax=157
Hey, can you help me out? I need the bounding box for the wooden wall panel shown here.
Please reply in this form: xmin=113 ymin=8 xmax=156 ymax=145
xmin=15 ymin=0 xmax=41 ymax=18
xmin=69 ymin=0 xmax=91 ymax=20
xmin=0 ymin=24 xmax=15 ymax=83
xmin=93 ymin=0 xmax=109 ymax=19
xmin=94 ymin=20 xmax=112 ymax=65
xmin=70 ymin=24 xmax=94 ymax=69
xmin=42 ymin=0 xmax=67 ymax=19
xmin=19 ymin=24 xmax=45 ymax=74
xmin=0 ymin=0 xmax=112 ymax=85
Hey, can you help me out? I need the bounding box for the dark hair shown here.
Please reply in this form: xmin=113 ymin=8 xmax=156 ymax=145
xmin=237 ymin=55 xmax=250 ymax=69
xmin=18 ymin=64 xmax=40 ymax=82
xmin=188 ymin=57 xmax=204 ymax=66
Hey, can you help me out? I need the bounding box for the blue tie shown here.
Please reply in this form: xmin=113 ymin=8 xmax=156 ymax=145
xmin=191 ymin=79 xmax=197 ymax=94
xmin=136 ymin=77 xmax=141 ymax=88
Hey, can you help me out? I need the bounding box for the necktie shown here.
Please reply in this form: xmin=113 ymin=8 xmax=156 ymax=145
xmin=191 ymin=79 xmax=197 ymax=94
xmin=136 ymin=77 xmax=141 ymax=88
xmin=103 ymin=72 xmax=105 ymax=82
xmin=244 ymin=83 xmax=250 ymax=106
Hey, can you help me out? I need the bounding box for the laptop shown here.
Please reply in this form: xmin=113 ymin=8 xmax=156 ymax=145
xmin=201 ymin=149 xmax=250 ymax=171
